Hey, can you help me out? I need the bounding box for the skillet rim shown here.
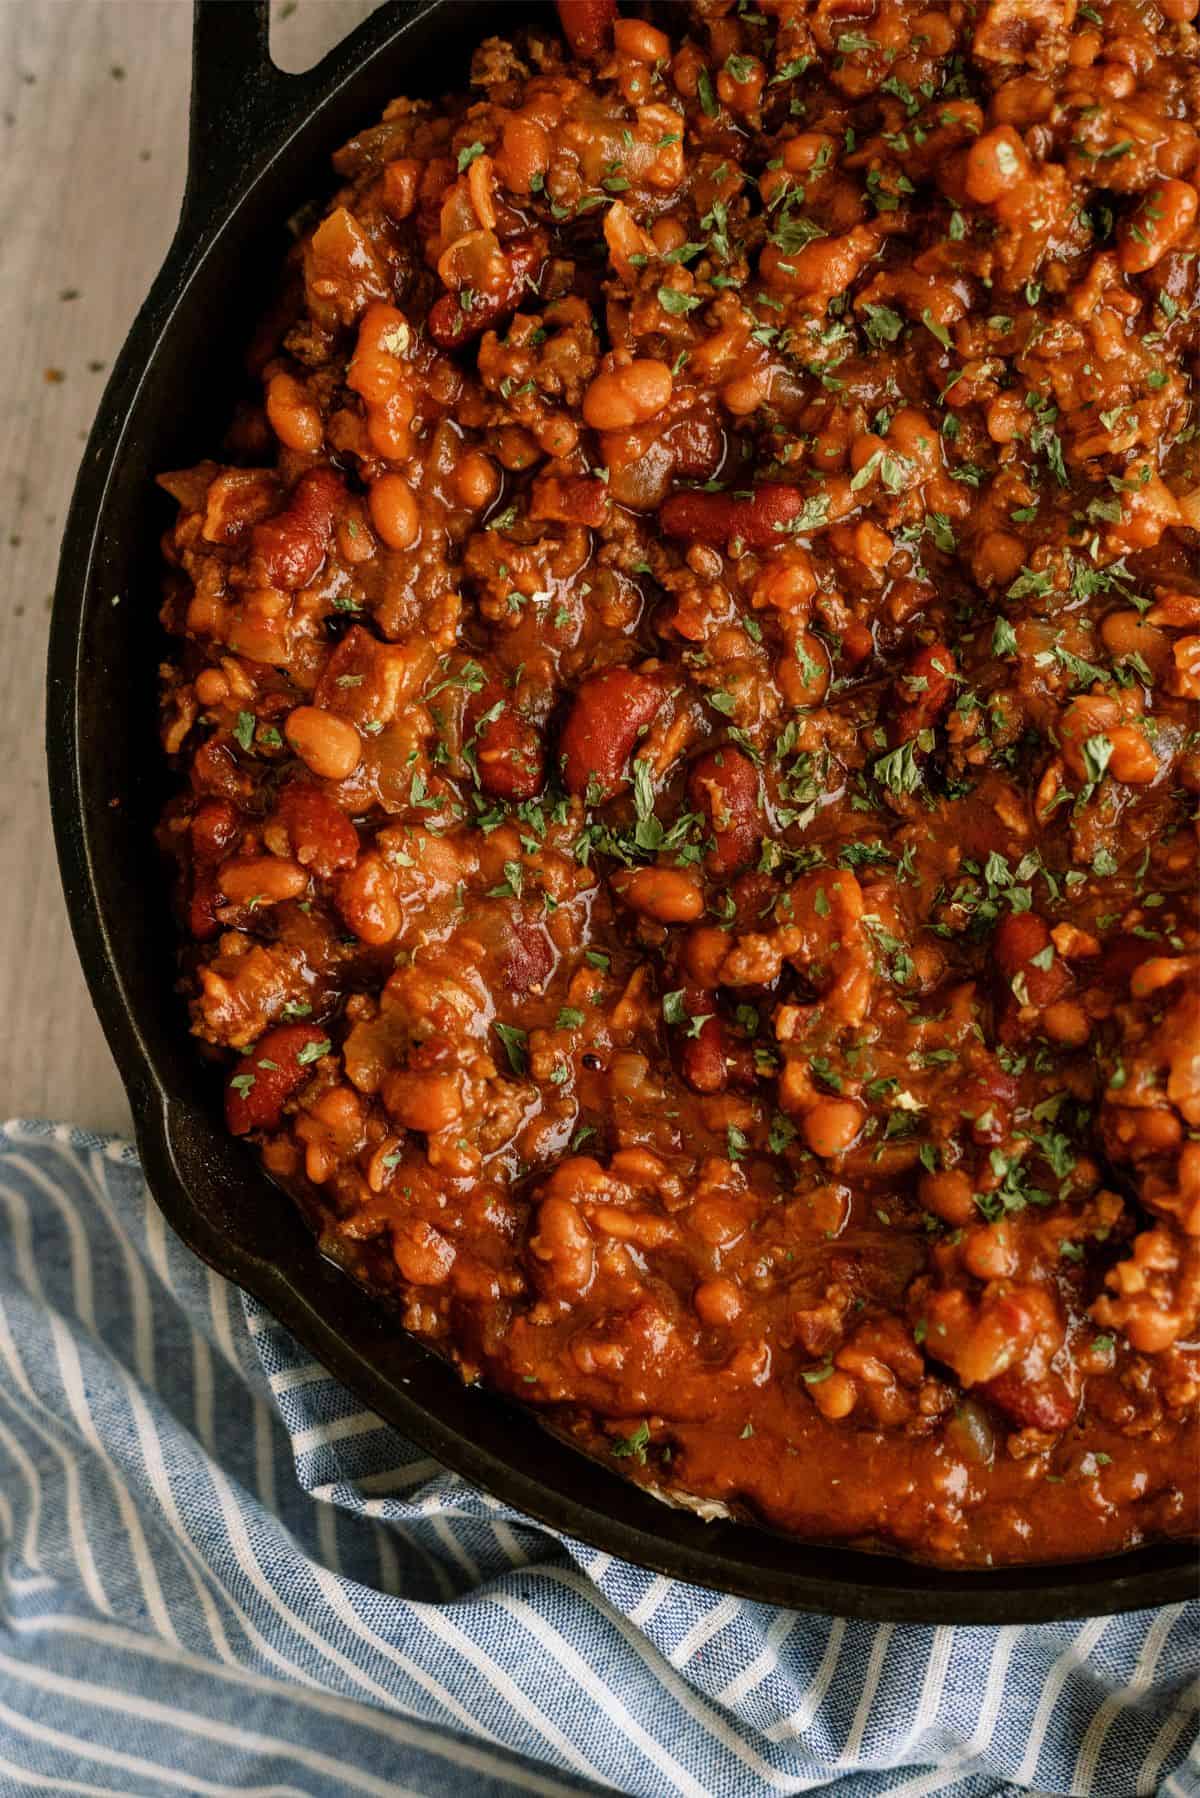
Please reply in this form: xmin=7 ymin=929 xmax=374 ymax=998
xmin=45 ymin=0 xmax=1199 ymax=1623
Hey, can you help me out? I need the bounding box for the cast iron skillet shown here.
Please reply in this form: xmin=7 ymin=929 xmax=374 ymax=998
xmin=47 ymin=0 xmax=1196 ymax=1622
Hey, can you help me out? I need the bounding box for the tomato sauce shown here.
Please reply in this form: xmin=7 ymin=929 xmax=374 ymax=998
xmin=158 ymin=0 xmax=1200 ymax=1565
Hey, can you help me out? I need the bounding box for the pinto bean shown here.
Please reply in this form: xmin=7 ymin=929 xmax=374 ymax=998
xmin=803 ymin=1098 xmax=865 ymax=1159
xmin=559 ymin=667 xmax=661 ymax=798
xmin=529 ymin=1193 xmax=595 ymax=1294
xmin=276 ymin=783 xmax=359 ymax=878
xmin=964 ymin=126 xmax=1030 ymax=203
xmin=687 ymin=747 xmax=762 ymax=874
xmin=583 ymin=360 xmax=673 ymax=431
xmin=427 ymin=236 xmax=543 ymax=349
xmin=251 ymin=467 xmax=344 ymax=590
xmin=660 ymin=483 xmax=821 ymax=551
xmin=265 ymin=371 xmax=323 ymax=454
xmin=467 ymin=683 xmax=545 ymax=801
xmin=1118 ymin=180 xmax=1198 ymax=275
xmin=285 ymin=706 xmax=362 ymax=781
xmin=337 ymin=853 xmax=401 ymax=945
xmin=368 ymin=474 xmax=421 ymax=550
xmin=218 ymin=854 xmax=308 ymax=905
xmin=225 ymin=1024 xmax=331 ymax=1135
xmin=555 ymin=0 xmax=616 ymax=59
xmin=612 ymin=866 xmax=704 ymax=923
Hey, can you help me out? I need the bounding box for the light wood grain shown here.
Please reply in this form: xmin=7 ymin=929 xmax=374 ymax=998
xmin=0 ymin=0 xmax=375 ymax=1133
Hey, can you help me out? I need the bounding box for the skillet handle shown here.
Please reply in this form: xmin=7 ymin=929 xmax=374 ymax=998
xmin=184 ymin=0 xmax=311 ymax=225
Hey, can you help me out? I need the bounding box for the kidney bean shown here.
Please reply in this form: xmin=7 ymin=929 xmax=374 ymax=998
xmin=555 ymin=0 xmax=616 ymax=59
xmin=276 ymin=783 xmax=360 ymax=879
xmin=500 ymin=911 xmax=556 ymax=994
xmin=225 ymin=1023 xmax=331 ymax=1135
xmin=958 ymin=1062 xmax=1020 ymax=1142
xmin=251 ymin=467 xmax=344 ymax=590
xmin=660 ymin=483 xmax=819 ymax=551
xmin=687 ymin=747 xmax=762 ymax=875
xmin=559 ymin=667 xmax=662 ymax=798
xmin=427 ymin=237 xmax=543 ymax=350
xmin=465 ymin=682 xmax=543 ymax=802
xmin=681 ymin=1014 xmax=728 ymax=1095
xmin=889 ymin=643 xmax=957 ymax=745
xmin=994 ymin=912 xmax=1073 ymax=1042
xmin=188 ymin=796 xmax=240 ymax=942
xmin=983 ymin=1366 xmax=1077 ymax=1433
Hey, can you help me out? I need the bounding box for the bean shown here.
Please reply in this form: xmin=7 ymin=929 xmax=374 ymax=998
xmin=890 ymin=643 xmax=957 ymax=744
xmin=383 ymin=1070 xmax=463 ymax=1133
xmin=368 ymin=473 xmax=420 ymax=550
xmin=759 ymin=224 xmax=880 ymax=297
xmin=964 ymin=127 xmax=1030 ymax=203
xmin=455 ymin=451 xmax=499 ymax=510
xmin=994 ymin=911 xmax=1073 ymax=1019
xmin=984 ymin=1367 xmax=1076 ymax=1433
xmin=1042 ymin=999 xmax=1091 ymax=1047
xmin=381 ymin=158 xmax=421 ymax=220
xmin=265 ymin=371 xmax=323 ymax=454
xmin=336 ymin=853 xmax=401 ymax=944
xmin=810 ymin=1371 xmax=857 ymax=1419
xmin=393 ymin=1220 xmax=456 ymax=1286
xmin=919 ymin=1168 xmax=976 ymax=1227
xmin=467 ymin=682 xmax=545 ymax=801
xmin=962 ymin=1220 xmax=1016 ymax=1282
xmin=276 ymin=781 xmax=359 ymax=877
xmin=496 ymin=115 xmax=550 ymax=195
xmin=1118 ymin=179 xmax=1198 ymax=274
xmin=194 ymin=668 xmax=229 ymax=707
xmin=555 ymin=0 xmax=615 ymax=59
xmin=612 ymin=866 xmax=704 ymax=923
xmin=681 ymin=1015 xmax=729 ymax=1094
xmin=693 ymin=1277 xmax=742 ymax=1327
xmin=251 ymin=466 xmax=343 ymax=589
xmin=1105 ymin=725 xmax=1159 ymax=784
xmin=559 ymin=667 xmax=661 ymax=798
xmin=285 ymin=705 xmax=363 ymax=781
xmin=660 ymin=482 xmax=820 ymax=550
xmin=803 ymin=1098 xmax=865 ymax=1159
xmin=225 ymin=1023 xmax=332 ymax=1135
xmin=613 ymin=16 xmax=669 ymax=61
xmin=1100 ymin=609 xmax=1171 ymax=680
xmin=687 ymin=747 xmax=762 ymax=875
xmin=529 ymin=1194 xmax=595 ymax=1294
xmin=583 ymin=359 xmax=673 ymax=431
xmin=218 ymin=854 xmax=307 ymax=905
xmin=426 ymin=236 xmax=543 ymax=349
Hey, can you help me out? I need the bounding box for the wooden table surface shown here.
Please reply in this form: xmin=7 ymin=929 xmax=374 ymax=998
xmin=0 ymin=0 xmax=375 ymax=1134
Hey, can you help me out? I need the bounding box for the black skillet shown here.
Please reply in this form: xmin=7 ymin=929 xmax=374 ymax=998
xmin=46 ymin=0 xmax=1196 ymax=1621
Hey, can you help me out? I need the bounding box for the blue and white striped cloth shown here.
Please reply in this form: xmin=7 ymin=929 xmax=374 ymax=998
xmin=0 ymin=1119 xmax=1194 ymax=1798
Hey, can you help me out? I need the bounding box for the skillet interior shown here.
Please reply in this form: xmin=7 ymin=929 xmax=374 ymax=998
xmin=46 ymin=0 xmax=1198 ymax=1620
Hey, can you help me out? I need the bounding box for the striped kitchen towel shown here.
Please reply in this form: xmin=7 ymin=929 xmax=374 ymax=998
xmin=0 ymin=1119 xmax=1194 ymax=1798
